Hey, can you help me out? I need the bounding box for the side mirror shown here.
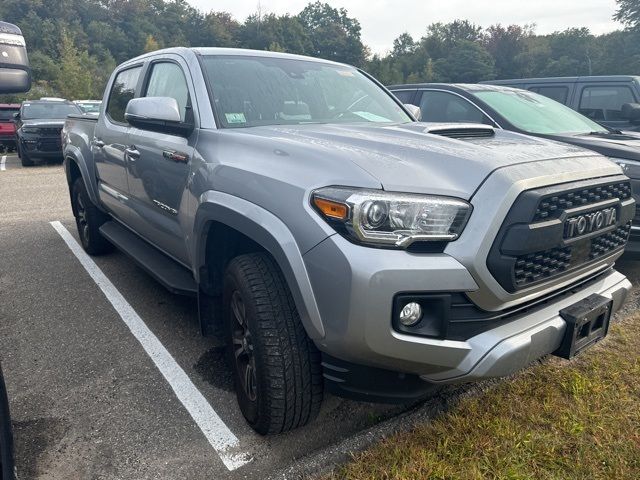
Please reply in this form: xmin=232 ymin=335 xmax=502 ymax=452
xmin=125 ymin=97 xmax=192 ymax=136
xmin=0 ymin=22 xmax=31 ymax=94
xmin=13 ymin=112 xmax=20 ymax=120
xmin=404 ymin=103 xmax=421 ymax=121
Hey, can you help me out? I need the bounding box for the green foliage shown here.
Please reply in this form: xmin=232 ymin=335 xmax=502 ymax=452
xmin=614 ymin=0 xmax=640 ymax=28
xmin=0 ymin=0 xmax=638 ymax=102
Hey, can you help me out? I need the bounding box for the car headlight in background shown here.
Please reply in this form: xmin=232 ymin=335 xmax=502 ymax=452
xmin=311 ymin=187 xmax=472 ymax=248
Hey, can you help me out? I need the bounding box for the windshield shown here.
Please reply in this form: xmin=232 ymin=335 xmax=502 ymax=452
xmin=201 ymin=55 xmax=411 ymax=128
xmin=473 ymin=89 xmax=608 ymax=135
xmin=22 ymin=102 xmax=82 ymax=119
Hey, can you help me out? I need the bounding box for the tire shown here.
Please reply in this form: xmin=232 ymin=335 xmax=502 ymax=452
xmin=0 ymin=365 xmax=15 ymax=480
xmin=71 ymin=177 xmax=113 ymax=255
xmin=18 ymin=145 xmax=34 ymax=167
xmin=223 ymin=253 xmax=323 ymax=435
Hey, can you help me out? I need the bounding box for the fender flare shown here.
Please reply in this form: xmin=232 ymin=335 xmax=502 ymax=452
xmin=64 ymin=144 xmax=101 ymax=207
xmin=193 ymin=191 xmax=326 ymax=340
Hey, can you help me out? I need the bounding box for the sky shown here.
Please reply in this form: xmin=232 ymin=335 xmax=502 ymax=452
xmin=186 ymin=0 xmax=622 ymax=54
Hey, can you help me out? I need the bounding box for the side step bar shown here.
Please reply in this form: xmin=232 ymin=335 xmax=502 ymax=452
xmin=99 ymin=221 xmax=197 ymax=297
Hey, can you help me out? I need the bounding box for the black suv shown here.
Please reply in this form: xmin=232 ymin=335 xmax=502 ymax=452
xmin=388 ymin=83 xmax=640 ymax=257
xmin=481 ymin=76 xmax=640 ymax=132
xmin=14 ymin=99 xmax=81 ymax=166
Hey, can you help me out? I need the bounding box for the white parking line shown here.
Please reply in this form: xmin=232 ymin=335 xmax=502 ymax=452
xmin=50 ymin=220 xmax=252 ymax=471
xmin=0 ymin=155 xmax=6 ymax=171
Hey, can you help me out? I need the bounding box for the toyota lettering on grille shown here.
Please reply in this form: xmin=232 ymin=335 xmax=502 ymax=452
xmin=564 ymin=207 xmax=617 ymax=239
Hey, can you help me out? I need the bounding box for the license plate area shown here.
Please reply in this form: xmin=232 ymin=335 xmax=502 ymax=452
xmin=555 ymin=294 xmax=612 ymax=359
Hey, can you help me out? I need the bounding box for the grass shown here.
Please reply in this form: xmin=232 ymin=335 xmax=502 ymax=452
xmin=326 ymin=313 xmax=640 ymax=480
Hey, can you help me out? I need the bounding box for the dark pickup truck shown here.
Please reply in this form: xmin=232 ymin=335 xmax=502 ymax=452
xmin=63 ymin=47 xmax=632 ymax=435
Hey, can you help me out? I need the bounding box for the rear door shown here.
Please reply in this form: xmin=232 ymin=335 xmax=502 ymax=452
xmin=126 ymin=57 xmax=196 ymax=265
xmin=576 ymin=83 xmax=638 ymax=130
xmin=94 ymin=65 xmax=143 ymax=222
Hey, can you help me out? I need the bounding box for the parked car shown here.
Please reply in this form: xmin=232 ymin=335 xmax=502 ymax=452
xmin=388 ymin=83 xmax=640 ymax=257
xmin=74 ymin=100 xmax=102 ymax=114
xmin=14 ymin=99 xmax=82 ymax=166
xmin=480 ymin=76 xmax=640 ymax=132
xmin=63 ymin=47 xmax=633 ymax=435
xmin=0 ymin=104 xmax=20 ymax=152
xmin=0 ymin=19 xmax=31 ymax=480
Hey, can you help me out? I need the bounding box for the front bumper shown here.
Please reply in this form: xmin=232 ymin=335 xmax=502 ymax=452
xmin=19 ymin=135 xmax=63 ymax=157
xmin=304 ymin=234 xmax=631 ymax=386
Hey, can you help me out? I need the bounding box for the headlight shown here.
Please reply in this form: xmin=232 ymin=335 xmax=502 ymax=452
xmin=311 ymin=187 xmax=472 ymax=248
xmin=20 ymin=126 xmax=38 ymax=134
xmin=610 ymin=157 xmax=640 ymax=178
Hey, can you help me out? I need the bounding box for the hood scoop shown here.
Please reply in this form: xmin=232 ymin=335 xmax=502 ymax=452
xmin=422 ymin=123 xmax=496 ymax=139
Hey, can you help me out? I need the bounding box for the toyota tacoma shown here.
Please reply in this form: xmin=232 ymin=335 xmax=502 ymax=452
xmin=62 ymin=47 xmax=634 ymax=435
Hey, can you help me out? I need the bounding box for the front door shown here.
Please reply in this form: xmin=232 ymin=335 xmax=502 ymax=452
xmin=126 ymin=60 xmax=195 ymax=265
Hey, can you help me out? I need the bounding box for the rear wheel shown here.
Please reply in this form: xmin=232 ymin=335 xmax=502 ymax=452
xmin=223 ymin=253 xmax=323 ymax=435
xmin=71 ymin=177 xmax=113 ymax=255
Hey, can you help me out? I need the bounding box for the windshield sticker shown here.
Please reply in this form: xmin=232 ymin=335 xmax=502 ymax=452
xmin=225 ymin=113 xmax=246 ymax=124
xmin=337 ymin=70 xmax=355 ymax=77
xmin=352 ymin=111 xmax=391 ymax=122
xmin=23 ymin=103 xmax=30 ymax=106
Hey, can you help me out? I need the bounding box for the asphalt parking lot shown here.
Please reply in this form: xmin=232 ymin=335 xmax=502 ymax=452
xmin=0 ymin=153 xmax=416 ymax=479
xmin=1 ymin=152 xmax=639 ymax=479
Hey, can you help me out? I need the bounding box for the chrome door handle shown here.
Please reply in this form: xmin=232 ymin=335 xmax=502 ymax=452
xmin=93 ymin=139 xmax=105 ymax=148
xmin=124 ymin=146 xmax=140 ymax=160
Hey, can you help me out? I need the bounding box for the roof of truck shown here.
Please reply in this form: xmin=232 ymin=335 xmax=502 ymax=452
xmin=481 ymin=75 xmax=640 ymax=85
xmin=123 ymin=46 xmax=350 ymax=69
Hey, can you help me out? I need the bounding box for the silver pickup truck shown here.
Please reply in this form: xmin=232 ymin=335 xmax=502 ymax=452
xmin=62 ymin=47 xmax=634 ymax=435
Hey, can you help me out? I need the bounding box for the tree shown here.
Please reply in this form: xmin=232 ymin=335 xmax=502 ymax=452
xmin=434 ymin=40 xmax=495 ymax=82
xmin=297 ymin=2 xmax=367 ymax=66
xmin=484 ymin=24 xmax=534 ymax=78
xmin=144 ymin=35 xmax=160 ymax=53
xmin=614 ymin=0 xmax=640 ymax=28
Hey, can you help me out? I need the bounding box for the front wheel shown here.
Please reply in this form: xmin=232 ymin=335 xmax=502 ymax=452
xmin=223 ymin=253 xmax=323 ymax=435
xmin=71 ymin=177 xmax=113 ymax=255
xmin=18 ymin=145 xmax=33 ymax=167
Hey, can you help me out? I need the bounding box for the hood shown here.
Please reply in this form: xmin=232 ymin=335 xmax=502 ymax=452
xmin=547 ymin=130 xmax=640 ymax=164
xmin=233 ymin=122 xmax=597 ymax=199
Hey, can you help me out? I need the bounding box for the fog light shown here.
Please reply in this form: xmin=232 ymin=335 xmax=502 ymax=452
xmin=399 ymin=302 xmax=422 ymax=326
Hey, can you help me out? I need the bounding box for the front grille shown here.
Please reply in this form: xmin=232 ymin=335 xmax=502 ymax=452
xmin=488 ymin=176 xmax=635 ymax=293
xmin=39 ymin=127 xmax=62 ymax=136
xmin=590 ymin=224 xmax=631 ymax=259
xmin=514 ymin=246 xmax=572 ymax=287
xmin=534 ymin=182 xmax=631 ymax=221
xmin=635 ymin=204 xmax=640 ymax=224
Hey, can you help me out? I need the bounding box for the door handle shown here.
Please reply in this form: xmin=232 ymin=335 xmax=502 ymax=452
xmin=93 ymin=138 xmax=105 ymax=148
xmin=125 ymin=146 xmax=140 ymax=160
xmin=162 ymin=150 xmax=189 ymax=163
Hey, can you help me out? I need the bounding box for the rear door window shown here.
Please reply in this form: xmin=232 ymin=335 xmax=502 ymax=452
xmin=392 ymin=89 xmax=417 ymax=105
xmin=529 ymin=86 xmax=569 ymax=104
xmin=579 ymin=85 xmax=636 ymax=121
xmin=106 ymin=66 xmax=143 ymax=124
xmin=417 ymin=90 xmax=490 ymax=124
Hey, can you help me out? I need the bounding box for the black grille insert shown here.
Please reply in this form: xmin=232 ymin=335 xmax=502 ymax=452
xmin=488 ymin=176 xmax=635 ymax=293
xmin=534 ymin=182 xmax=631 ymax=221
